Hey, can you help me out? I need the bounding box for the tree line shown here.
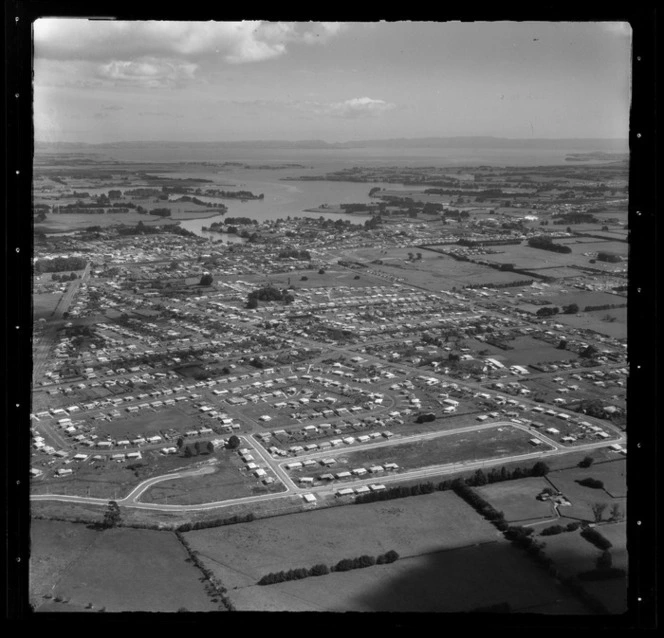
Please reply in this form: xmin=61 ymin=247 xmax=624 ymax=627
xmin=354 ymin=461 xmax=550 ymax=506
xmin=257 ymin=550 xmax=400 ymax=586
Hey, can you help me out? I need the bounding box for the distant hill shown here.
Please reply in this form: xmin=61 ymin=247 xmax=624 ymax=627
xmin=35 ymin=137 xmax=628 ymax=153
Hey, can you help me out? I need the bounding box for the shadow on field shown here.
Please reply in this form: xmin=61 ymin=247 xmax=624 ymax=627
xmin=351 ymin=541 xmax=588 ymax=614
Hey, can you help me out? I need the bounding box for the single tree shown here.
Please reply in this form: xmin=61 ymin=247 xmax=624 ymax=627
xmin=579 ymin=456 xmax=594 ymax=468
xmin=194 ymin=441 xmax=201 ymax=455
xmin=200 ymin=273 xmax=213 ymax=286
xmin=176 ymin=437 xmax=184 ymax=449
xmin=227 ymin=435 xmax=241 ymax=449
xmin=609 ymin=503 xmax=624 ymax=522
xmin=591 ymin=502 xmax=608 ymax=523
xmin=102 ymin=500 xmax=122 ymax=529
xmin=206 ymin=441 xmax=215 ymax=454
xmin=183 ymin=446 xmax=193 ymax=458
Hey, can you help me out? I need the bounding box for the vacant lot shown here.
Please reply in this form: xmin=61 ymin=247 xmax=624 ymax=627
xmin=314 ymin=425 xmax=550 ymax=476
xmin=229 ymin=540 xmax=587 ymax=613
xmin=31 ymin=522 xmax=218 ymax=612
xmin=141 ymin=459 xmax=286 ymax=505
xmin=546 ymin=460 xmax=626 ymax=522
xmin=185 ymin=490 xmax=500 ymax=590
xmin=476 ymin=477 xmax=557 ymax=523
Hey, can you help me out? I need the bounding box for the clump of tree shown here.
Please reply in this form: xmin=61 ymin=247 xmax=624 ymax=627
xmin=536 ymin=306 xmax=560 ymax=317
xmin=577 ymin=478 xmax=605 ymax=490
xmin=562 ymin=303 xmax=579 ymax=314
xmin=35 ymin=256 xmax=87 ymax=274
xmin=247 ymin=285 xmax=294 ymax=307
xmin=578 ymin=456 xmax=594 ymax=468
xmin=102 ymin=500 xmax=122 ymax=529
xmin=580 ymin=526 xmax=613 ymax=551
xmin=528 ymin=235 xmax=572 ymax=253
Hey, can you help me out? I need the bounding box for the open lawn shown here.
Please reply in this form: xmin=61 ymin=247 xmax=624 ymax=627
xmin=184 ymin=490 xmax=500 ymax=590
xmin=476 ymin=477 xmax=557 ymax=523
xmin=31 ymin=522 xmax=220 ymax=612
xmin=229 ymin=540 xmax=587 ymax=613
xmin=311 ymin=425 xmax=551 ymax=476
xmin=34 ymin=212 xmax=179 ymax=233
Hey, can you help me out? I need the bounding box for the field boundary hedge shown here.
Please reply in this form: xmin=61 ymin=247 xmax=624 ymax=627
xmin=257 ymin=550 xmax=400 ymax=586
xmin=175 ymin=531 xmax=235 ymax=611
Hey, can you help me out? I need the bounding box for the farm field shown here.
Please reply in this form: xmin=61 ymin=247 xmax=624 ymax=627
xmin=536 ymin=524 xmax=627 ymax=613
xmin=476 ymin=477 xmax=557 ymax=523
xmin=309 ymin=425 xmax=550 ymax=476
xmin=30 ymin=522 xmax=219 ymax=612
xmin=29 ymin=519 xmax=100 ymax=607
xmin=229 ymin=540 xmax=587 ymax=613
xmin=184 ymin=491 xmax=500 ymax=590
xmin=545 ymin=460 xmax=626 ymax=522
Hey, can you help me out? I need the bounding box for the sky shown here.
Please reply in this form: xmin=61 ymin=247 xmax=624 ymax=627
xmin=33 ymin=20 xmax=632 ymax=144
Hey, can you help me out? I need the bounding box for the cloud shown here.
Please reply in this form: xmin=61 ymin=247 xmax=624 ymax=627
xmin=96 ymin=58 xmax=198 ymax=87
xmin=307 ymin=97 xmax=397 ymax=118
xmin=34 ymin=20 xmax=348 ymax=66
xmin=101 ymin=104 xmax=124 ymax=111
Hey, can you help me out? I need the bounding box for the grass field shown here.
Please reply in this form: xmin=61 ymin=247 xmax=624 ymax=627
xmin=553 ymin=310 xmax=627 ymax=339
xmin=499 ymin=335 xmax=580 ymax=366
xmin=240 ymin=269 xmax=380 ymax=290
xmin=33 ymin=293 xmax=63 ymax=320
xmin=93 ymin=404 xmax=202 ymax=439
xmin=30 ymin=522 xmax=220 ymax=612
xmin=476 ymin=477 xmax=557 ymax=523
xmin=140 ymin=459 xmax=286 ymax=505
xmin=229 ymin=540 xmax=587 ymax=613
xmin=306 ymin=425 xmax=551 ymax=476
xmin=184 ymin=490 xmax=500 ymax=590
